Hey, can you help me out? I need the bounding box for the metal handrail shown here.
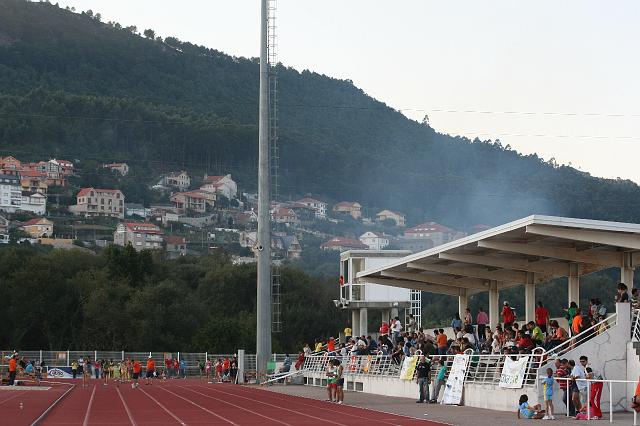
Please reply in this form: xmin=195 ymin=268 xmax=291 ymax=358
xmin=632 ymin=309 xmax=640 ymax=341
xmin=301 ymin=349 xmax=545 ymax=387
xmin=542 ymin=313 xmax=617 ymax=358
xmin=552 ymin=376 xmax=638 ymax=424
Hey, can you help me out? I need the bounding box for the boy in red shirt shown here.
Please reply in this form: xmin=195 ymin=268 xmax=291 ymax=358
xmin=502 ymin=302 xmax=515 ymax=326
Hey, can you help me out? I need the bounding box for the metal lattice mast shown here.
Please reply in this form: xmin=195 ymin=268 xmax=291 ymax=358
xmin=268 ymin=0 xmax=282 ymax=334
xmin=256 ymin=0 xmax=272 ymax=377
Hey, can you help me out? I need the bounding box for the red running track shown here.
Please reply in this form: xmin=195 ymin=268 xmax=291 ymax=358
xmin=0 ymin=380 xmax=445 ymax=425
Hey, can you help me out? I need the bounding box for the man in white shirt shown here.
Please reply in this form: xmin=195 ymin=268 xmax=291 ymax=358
xmin=571 ymin=356 xmax=589 ymax=411
xmin=393 ymin=317 xmax=403 ymax=342
xmin=463 ymin=328 xmax=476 ymax=346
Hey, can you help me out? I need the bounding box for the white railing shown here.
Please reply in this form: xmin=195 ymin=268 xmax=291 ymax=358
xmin=302 ymin=349 xmax=544 ymax=387
xmin=552 ymin=377 xmax=638 ymax=424
xmin=303 ymin=353 xmax=400 ymax=378
xmin=542 ymin=313 xmax=617 ymax=358
xmin=632 ymin=309 xmax=640 ymax=341
xmin=0 ymin=350 xmax=293 ymax=380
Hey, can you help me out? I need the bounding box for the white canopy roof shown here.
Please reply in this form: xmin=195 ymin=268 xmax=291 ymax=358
xmin=357 ymin=215 xmax=639 ymax=296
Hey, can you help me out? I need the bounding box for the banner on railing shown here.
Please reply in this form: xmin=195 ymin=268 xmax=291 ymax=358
xmin=399 ymin=355 xmax=418 ymax=380
xmin=499 ymin=356 xmax=529 ymax=389
xmin=46 ymin=367 xmax=78 ymax=379
xmin=442 ymin=354 xmax=469 ymax=405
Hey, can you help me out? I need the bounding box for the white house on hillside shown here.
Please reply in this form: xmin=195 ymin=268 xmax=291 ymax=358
xmin=200 ymin=174 xmax=237 ymax=199
xmin=359 ymin=231 xmax=389 ymax=250
xmin=296 ymin=197 xmax=327 ymax=219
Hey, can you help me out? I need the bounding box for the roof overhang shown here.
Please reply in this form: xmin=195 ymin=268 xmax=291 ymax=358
xmin=357 ymin=215 xmax=640 ymax=295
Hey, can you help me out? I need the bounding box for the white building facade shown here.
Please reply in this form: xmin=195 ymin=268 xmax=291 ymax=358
xmin=359 ymin=231 xmax=389 ymax=250
xmin=0 ymin=174 xmax=23 ymax=213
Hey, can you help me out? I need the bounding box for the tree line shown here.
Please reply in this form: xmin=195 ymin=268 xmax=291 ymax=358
xmin=0 ymin=244 xmax=346 ymax=352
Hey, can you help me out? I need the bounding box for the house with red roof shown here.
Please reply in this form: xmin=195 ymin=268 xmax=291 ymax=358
xmin=333 ymin=201 xmax=362 ymax=220
xmin=271 ymin=207 xmax=298 ymax=225
xmin=170 ymin=190 xmax=216 ymax=213
xmin=21 ymin=218 xmax=53 ymax=238
xmin=114 ymin=222 xmax=163 ymax=251
xmin=320 ymin=236 xmax=367 ymax=251
xmin=164 ymin=235 xmax=187 ymax=259
xmin=0 ymin=156 xmax=21 ymax=176
xmin=403 ymin=221 xmax=463 ymax=247
xmin=70 ymin=188 xmax=125 ymax=219
xmin=103 ymin=162 xmax=130 ymax=176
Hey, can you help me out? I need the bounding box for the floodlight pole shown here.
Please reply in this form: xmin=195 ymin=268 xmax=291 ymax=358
xmin=256 ymin=0 xmax=272 ymax=378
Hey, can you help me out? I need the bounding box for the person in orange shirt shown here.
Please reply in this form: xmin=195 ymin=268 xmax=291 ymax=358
xmin=436 ymin=329 xmax=448 ymax=355
xmin=327 ymin=337 xmax=335 ymax=353
xmin=8 ymin=355 xmax=17 ymax=386
xmin=572 ymin=308 xmax=583 ymax=335
xmin=132 ymin=359 xmax=142 ymax=388
xmin=146 ymin=356 xmax=155 ymax=385
xmin=222 ymin=358 xmax=231 ymax=382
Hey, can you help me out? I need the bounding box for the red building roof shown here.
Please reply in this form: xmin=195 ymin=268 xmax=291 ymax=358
xmin=124 ymin=222 xmax=162 ymax=234
xmin=405 ymin=222 xmax=455 ymax=234
xmin=164 ymin=235 xmax=186 ymax=245
xmin=321 ymin=237 xmax=367 ymax=249
xmin=77 ymin=188 xmax=123 ymax=197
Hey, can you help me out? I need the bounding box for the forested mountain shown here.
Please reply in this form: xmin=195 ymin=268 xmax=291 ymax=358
xmin=2 ymin=0 xmax=640 ymax=229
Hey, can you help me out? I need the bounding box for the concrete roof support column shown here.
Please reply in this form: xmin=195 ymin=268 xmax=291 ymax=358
xmin=359 ymin=308 xmax=368 ymax=337
xmin=381 ymin=309 xmax=390 ymax=325
xmin=351 ymin=309 xmax=360 ymax=339
xmin=458 ymin=288 xmax=468 ymax=320
xmin=568 ymin=263 xmax=580 ymax=306
xmin=525 ymin=272 xmax=535 ymax=323
xmin=489 ymin=280 xmax=499 ymax=331
xmin=621 ymin=252 xmax=634 ymax=288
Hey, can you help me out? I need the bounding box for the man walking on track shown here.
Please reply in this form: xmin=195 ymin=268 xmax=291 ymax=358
xmin=8 ymin=354 xmax=17 ymax=385
xmin=146 ymin=355 xmax=155 ymax=385
xmin=132 ymin=359 xmax=141 ymax=388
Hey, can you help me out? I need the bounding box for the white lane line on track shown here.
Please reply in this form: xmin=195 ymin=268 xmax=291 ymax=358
xmin=82 ymin=385 xmax=96 ymax=426
xmin=159 ymin=386 xmax=239 ymax=426
xmin=137 ymin=386 xmax=187 ymax=426
xmin=230 ymin=386 xmax=407 ymax=426
xmin=253 ymin=386 xmax=441 ymax=425
xmin=179 ymin=384 xmax=293 ymax=426
xmin=0 ymin=391 xmax=26 ymax=406
xmin=116 ymin=386 xmax=138 ymax=426
xmin=192 ymin=384 xmax=347 ymax=426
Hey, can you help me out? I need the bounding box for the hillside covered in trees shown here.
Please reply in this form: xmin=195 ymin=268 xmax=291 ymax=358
xmin=1 ymin=0 xmax=640 ymax=229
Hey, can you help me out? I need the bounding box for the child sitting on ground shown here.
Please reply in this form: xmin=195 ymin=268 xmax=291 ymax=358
xmin=517 ymin=394 xmax=545 ymax=419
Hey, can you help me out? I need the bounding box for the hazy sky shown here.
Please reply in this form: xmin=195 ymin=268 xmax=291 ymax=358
xmin=57 ymin=1 xmax=640 ymax=182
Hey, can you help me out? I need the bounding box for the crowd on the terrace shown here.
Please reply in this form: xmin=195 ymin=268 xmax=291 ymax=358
xmin=307 ymin=293 xmax=624 ymax=365
xmin=299 ymin=282 xmax=637 ymax=416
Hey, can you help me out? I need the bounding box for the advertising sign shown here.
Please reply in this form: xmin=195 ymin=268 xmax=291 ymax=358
xmin=442 ymin=354 xmax=469 ymax=405
xmin=499 ymin=356 xmax=529 ymax=389
xmin=399 ymin=355 xmax=418 ymax=380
